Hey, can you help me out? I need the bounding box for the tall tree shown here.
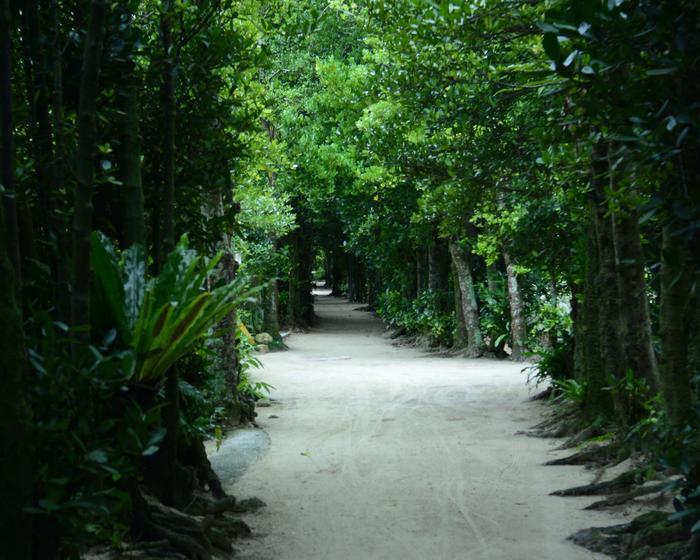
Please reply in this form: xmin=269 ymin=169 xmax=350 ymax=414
xmin=70 ymin=0 xmax=108 ymax=340
xmin=0 ymin=1 xmax=32 ymax=555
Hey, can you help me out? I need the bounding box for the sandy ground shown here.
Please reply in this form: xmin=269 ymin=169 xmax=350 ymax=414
xmin=211 ymin=292 xmax=625 ymax=560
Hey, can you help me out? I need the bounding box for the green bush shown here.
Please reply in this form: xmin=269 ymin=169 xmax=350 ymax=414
xmin=377 ymin=289 xmax=455 ymax=346
xmin=27 ymin=314 xmax=163 ymax=553
xmin=477 ymin=277 xmax=510 ymax=354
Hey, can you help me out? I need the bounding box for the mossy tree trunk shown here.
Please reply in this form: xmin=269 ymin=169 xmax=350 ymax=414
xmin=615 ymin=208 xmax=658 ymax=389
xmin=503 ymin=250 xmax=526 ymax=361
xmin=577 ymin=213 xmax=612 ymax=420
xmin=451 ymin=259 xmax=468 ymax=348
xmin=449 ymin=238 xmax=484 ymax=357
xmin=590 ymin=143 xmax=629 ymax=423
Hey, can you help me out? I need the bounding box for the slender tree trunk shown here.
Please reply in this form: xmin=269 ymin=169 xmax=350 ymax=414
xmin=219 ymin=251 xmax=239 ymax=387
xmin=330 ymin=247 xmax=344 ymax=296
xmin=299 ymin=222 xmax=315 ymax=321
xmin=49 ymin=0 xmax=70 ymax=320
xmin=213 ymin=178 xmax=240 ymax=387
xmin=21 ymin=0 xmax=54 ymax=232
xmin=659 ymin=225 xmax=693 ymax=426
xmin=347 ymin=252 xmax=357 ymax=302
xmin=451 ymin=259 xmax=468 ymax=348
xmin=287 ymin=228 xmax=303 ymax=326
xmin=416 ymin=247 xmax=426 ymax=296
xmin=0 ymin=2 xmax=32 ymax=554
xmin=263 ymin=240 xmax=281 ymax=337
xmin=503 ymin=251 xmax=526 ymax=361
xmin=428 ymin=237 xmax=449 ymax=293
xmin=367 ymin=266 xmax=379 ymax=308
xmin=158 ymin=2 xmax=176 ymax=265
xmin=449 ymin=238 xmax=484 ymax=357
xmin=1 ymin=0 xmax=19 ymax=298
xmin=70 ymin=0 xmax=108 ymax=340
xmin=614 ymin=209 xmax=658 ymax=389
xmin=121 ymin=78 xmax=146 ymax=248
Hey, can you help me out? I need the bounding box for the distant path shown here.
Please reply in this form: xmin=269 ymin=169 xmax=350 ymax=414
xmin=216 ymin=291 xmax=615 ymax=559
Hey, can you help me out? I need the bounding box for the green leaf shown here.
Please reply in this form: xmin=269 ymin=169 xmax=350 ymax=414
xmin=85 ymin=449 xmax=108 ymax=464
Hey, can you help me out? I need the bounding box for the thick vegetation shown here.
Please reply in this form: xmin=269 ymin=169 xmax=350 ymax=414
xmin=0 ymin=0 xmax=699 ymax=558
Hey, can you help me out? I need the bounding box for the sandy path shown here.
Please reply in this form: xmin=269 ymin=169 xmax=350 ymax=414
xmin=214 ymin=292 xmax=619 ymax=559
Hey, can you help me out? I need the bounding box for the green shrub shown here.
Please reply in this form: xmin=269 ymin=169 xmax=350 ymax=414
xmin=478 ymin=278 xmax=510 ymax=354
xmin=377 ymin=289 xmax=454 ymax=346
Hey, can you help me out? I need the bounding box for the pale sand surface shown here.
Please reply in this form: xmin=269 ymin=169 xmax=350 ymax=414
xmin=211 ymin=291 xmax=625 ymax=560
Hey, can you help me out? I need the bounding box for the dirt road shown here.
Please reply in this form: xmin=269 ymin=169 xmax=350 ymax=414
xmin=213 ymin=293 xmax=619 ymax=559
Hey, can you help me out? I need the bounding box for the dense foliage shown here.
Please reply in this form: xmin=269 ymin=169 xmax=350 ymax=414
xmin=0 ymin=0 xmax=699 ymax=557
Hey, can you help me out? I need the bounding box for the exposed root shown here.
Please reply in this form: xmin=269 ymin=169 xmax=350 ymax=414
xmin=544 ymin=444 xmax=618 ymax=468
xmin=232 ymin=497 xmax=267 ymax=513
xmin=569 ymin=510 xmax=691 ymax=559
xmin=124 ymin=486 xmax=263 ymax=560
xmin=556 ymin=425 xmax=600 ymax=450
xmin=523 ymin=416 xmax=579 ymax=439
xmin=529 ymin=387 xmax=553 ymax=401
xmin=583 ymin=482 xmax=669 ymax=510
xmin=551 ymin=469 xmax=640 ymax=497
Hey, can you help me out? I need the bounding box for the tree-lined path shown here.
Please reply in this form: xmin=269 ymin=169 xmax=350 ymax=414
xmin=220 ymin=292 xmax=611 ymax=560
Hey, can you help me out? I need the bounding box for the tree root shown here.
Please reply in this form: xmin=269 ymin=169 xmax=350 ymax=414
xmin=583 ymin=482 xmax=669 ymax=510
xmin=556 ymin=425 xmax=600 ymax=450
xmin=551 ymin=469 xmax=640 ymax=497
xmin=521 ymin=416 xmax=579 ymax=439
xmin=126 ymin=486 xmax=261 ymax=560
xmin=529 ymin=387 xmax=553 ymax=401
xmin=544 ymin=444 xmax=619 ymax=468
xmin=569 ymin=510 xmax=691 ymax=559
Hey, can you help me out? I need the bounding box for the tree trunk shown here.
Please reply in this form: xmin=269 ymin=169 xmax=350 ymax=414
xmin=659 ymin=224 xmax=693 ymax=426
xmin=156 ymin=3 xmax=181 ymax=508
xmin=219 ymin=251 xmax=239 ymax=388
xmin=451 ymin=259 xmax=468 ymax=348
xmin=590 ymin=143 xmax=628 ymax=423
xmin=160 ymin=366 xmax=180 ymax=506
xmin=330 ymin=247 xmax=344 ymax=296
xmin=263 ymin=281 xmax=281 ymax=338
xmin=158 ymin=1 xmax=176 ymax=266
xmin=428 ymin=237 xmax=449 ymax=293
xmin=287 ymin=228 xmax=305 ymax=327
xmin=0 ymin=1 xmax=33 ymax=554
xmin=614 ymin=209 xmax=658 ymax=389
xmin=578 ymin=213 xmax=612 ymax=420
xmin=21 ymin=0 xmax=54 ymax=234
xmin=121 ymin=77 xmax=146 ymax=248
xmin=49 ymin=0 xmax=70 ymax=320
xmin=503 ymin=251 xmax=526 ymax=361
xmin=416 ymin=247 xmax=427 ymax=296
xmin=70 ymin=0 xmax=108 ymax=341
xmin=1 ymin=0 xmax=19 ymax=300
xmin=449 ymin=238 xmax=484 ymax=357
xmin=591 ymin=145 xmax=627 ymax=382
